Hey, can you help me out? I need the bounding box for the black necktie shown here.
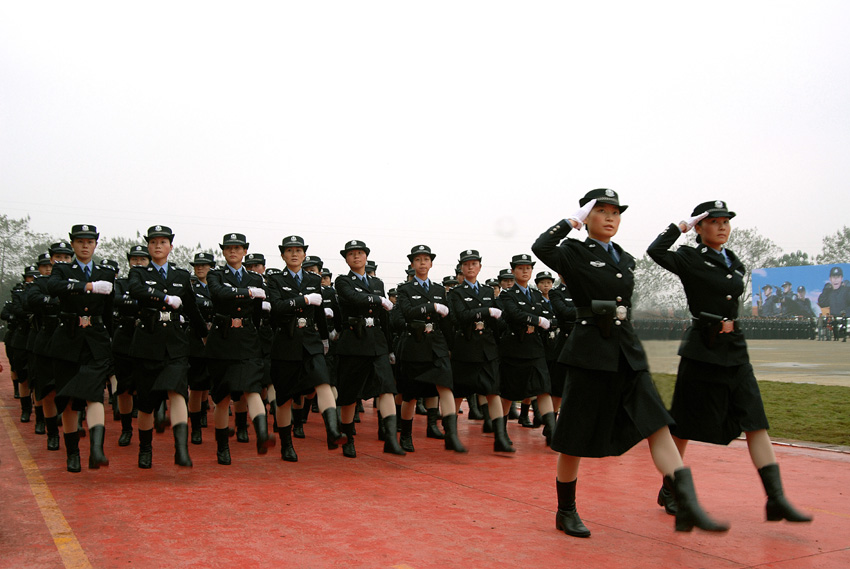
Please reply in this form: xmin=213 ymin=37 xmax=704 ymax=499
xmin=423 ymin=281 xmax=429 ymax=292
xmin=295 ymin=273 xmax=302 ymax=287
xmin=609 ymin=245 xmax=620 ymax=264
xmin=363 ymin=276 xmax=369 ymax=288
xmin=159 ymin=268 xmax=166 ymax=280
xmin=83 ymin=266 xmax=91 ymax=281
xmin=526 ymin=289 xmax=532 ymax=302
xmin=235 ymin=269 xmax=242 ymax=284
xmin=472 ymin=284 xmax=478 ymax=294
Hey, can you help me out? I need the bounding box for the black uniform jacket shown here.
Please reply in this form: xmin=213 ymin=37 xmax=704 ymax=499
xmin=189 ymin=281 xmax=214 ymax=357
xmin=647 ymin=223 xmax=749 ymax=366
xmin=47 ymin=260 xmax=115 ymax=362
xmin=9 ymin=283 xmax=31 ymax=350
xmin=396 ymin=279 xmax=451 ymax=362
xmin=498 ymin=284 xmax=548 ymax=360
xmin=128 ymin=263 xmax=207 ymax=360
xmin=111 ymin=277 xmax=141 ymax=355
xmin=447 ymin=281 xmax=500 ymax=363
xmin=321 ymin=285 xmax=342 ymax=334
xmin=25 ymin=275 xmax=61 ymax=356
xmin=205 ymin=267 xmax=265 ymax=360
xmin=333 ymin=271 xmax=391 ymax=357
xmin=266 ymin=268 xmax=329 ymax=361
xmin=532 ymin=221 xmax=648 ymax=372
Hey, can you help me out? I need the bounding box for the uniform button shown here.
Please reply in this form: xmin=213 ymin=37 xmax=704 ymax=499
xmin=616 ymin=273 xmax=623 ymax=278
xmin=237 ymin=307 xmax=242 ymax=312
xmin=616 ymin=296 xmax=622 ymax=302
xmin=581 ymin=320 xmax=587 ymax=325
xmin=726 ymin=274 xmax=732 ymax=279
xmin=84 ymin=307 xmax=89 ymax=312
xmin=726 ymin=295 xmax=732 ymax=300
xmin=615 ymin=320 xmax=621 ymax=326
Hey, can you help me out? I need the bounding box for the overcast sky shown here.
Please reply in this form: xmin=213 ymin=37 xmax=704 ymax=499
xmin=2 ymin=2 xmax=849 ymax=286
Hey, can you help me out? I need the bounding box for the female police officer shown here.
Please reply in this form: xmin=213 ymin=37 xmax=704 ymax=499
xmin=647 ymin=200 xmax=811 ymax=524
xmin=532 ymin=190 xmax=727 ymax=537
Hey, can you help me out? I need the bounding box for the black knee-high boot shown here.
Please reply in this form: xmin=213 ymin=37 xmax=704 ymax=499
xmin=531 ymin=398 xmax=542 ymax=428
xmin=381 ymin=415 xmax=406 ymax=456
xmin=34 ymin=405 xmax=46 ymax=434
xmin=138 ymin=428 xmax=153 ymax=469
xmin=64 ymin=431 xmax=81 ymax=473
xmin=480 ymin=403 xmax=493 ymax=433
xmin=235 ymin=411 xmax=250 ymax=442
xmin=442 ymin=414 xmax=467 ymax=453
xmin=154 ymin=401 xmax=167 ymax=433
xmin=252 ymin=414 xmax=274 ymax=455
xmin=399 ymin=418 xmax=415 ymax=452
xmin=467 ymin=396 xmax=484 ymax=420
xmin=46 ymin=417 xmax=60 ymax=451
xmin=215 ymin=427 xmax=231 ymax=465
xmin=189 ymin=411 xmax=202 ymax=444
xmin=669 ymin=467 xmax=729 ymax=532
xmin=518 ymin=403 xmax=532 ymax=427
xmin=493 ymin=416 xmax=515 ymax=453
xmin=341 ymin=422 xmax=356 ymax=458
xmin=426 ymin=408 xmax=444 ymax=439
xmin=173 ymin=423 xmax=192 ymax=467
xmin=322 ymin=408 xmax=347 ymax=449
xmin=118 ymin=413 xmax=133 ymax=446
xmin=758 ymin=463 xmax=812 ymax=522
xmin=20 ymin=396 xmax=33 ymax=423
xmin=540 ymin=412 xmax=557 ymax=447
xmin=279 ymin=425 xmax=298 ymax=462
xmin=88 ymin=425 xmax=109 ymax=469
xmin=376 ymin=411 xmax=385 ymax=441
xmin=555 ymin=478 xmax=590 ymax=538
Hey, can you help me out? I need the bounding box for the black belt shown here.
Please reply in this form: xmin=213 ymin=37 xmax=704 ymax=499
xmin=59 ymin=313 xmax=104 ymax=328
xmin=575 ymin=303 xmax=631 ymax=321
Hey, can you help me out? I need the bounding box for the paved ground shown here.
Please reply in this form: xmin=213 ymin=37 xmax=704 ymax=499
xmin=644 ymin=339 xmax=850 ymax=386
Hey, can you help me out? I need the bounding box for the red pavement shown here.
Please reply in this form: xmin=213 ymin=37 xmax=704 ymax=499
xmin=1 ymin=351 xmax=848 ymax=569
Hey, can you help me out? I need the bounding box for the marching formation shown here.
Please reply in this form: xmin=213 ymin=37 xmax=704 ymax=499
xmin=1 ymin=189 xmax=813 ymax=538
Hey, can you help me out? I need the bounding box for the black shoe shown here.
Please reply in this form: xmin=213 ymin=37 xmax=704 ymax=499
xmin=355 ymin=400 xmax=364 ymax=413
xmin=279 ymin=425 xmax=298 ymax=462
xmin=426 ymin=408 xmax=444 ymax=439
xmin=138 ymin=429 xmax=153 ymax=469
xmin=322 ymin=408 xmax=347 ymax=449
xmin=556 ymin=509 xmax=591 ymax=538
xmin=253 ymin=414 xmax=274 ymax=455
xmin=292 ymin=410 xmax=305 ymax=439
xmin=154 ymin=401 xmax=167 ymax=433
xmin=415 ymin=399 xmax=428 ymax=416
xmin=442 ymin=414 xmax=467 ymax=453
xmin=467 ymin=397 xmax=484 ymax=420
xmin=341 ymin=422 xmax=356 ymax=458
xmin=34 ymin=407 xmax=46 ymax=434
xmin=481 ymin=403 xmax=494 ymax=433
xmin=381 ymin=415 xmax=406 ymax=456
xmin=670 ymin=468 xmax=729 ymax=532
xmin=518 ymin=403 xmax=532 ymax=427
xmin=399 ymin=418 xmax=415 ymax=453
xmin=759 ymin=463 xmax=813 ymax=522
xmin=189 ymin=411 xmax=202 ymax=445
xmin=13 ymin=380 xmax=20 ymax=399
xmin=118 ymin=413 xmax=133 ymax=447
xmin=508 ymin=402 xmax=519 ymax=420
xmin=46 ymin=417 xmax=60 ymax=451
xmin=540 ymin=412 xmax=557 ymax=447
xmin=64 ymin=431 xmax=81 ymax=473
xmin=531 ymin=398 xmax=542 ymax=428
xmin=657 ymin=477 xmax=677 ymax=515
xmin=173 ymin=423 xmax=193 ymax=467
xmin=215 ymin=428 xmax=231 ymax=465
xmin=353 ymin=405 xmax=361 ymax=423
xmin=88 ymin=425 xmax=109 ymax=469
xmin=235 ymin=411 xmax=250 ymax=442
xmin=20 ymin=396 xmax=33 ymax=423
xmin=376 ymin=411 xmax=386 ymax=441
xmin=493 ymin=416 xmax=515 ymax=453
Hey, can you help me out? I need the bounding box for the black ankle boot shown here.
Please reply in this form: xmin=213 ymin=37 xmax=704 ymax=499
xmin=64 ymin=431 xmax=81 ymax=473
xmin=442 ymin=414 xmax=467 ymax=453
xmin=481 ymin=403 xmax=494 ymax=433
xmin=353 ymin=403 xmax=360 ymax=424
xmin=758 ymin=463 xmax=812 ymax=522
xmin=415 ymin=398 xmax=427 ymax=415
xmin=118 ymin=413 xmax=133 ymax=446
xmin=518 ymin=403 xmax=532 ymax=427
xmin=555 ymin=478 xmax=590 ymax=537
xmin=138 ymin=429 xmax=153 ymax=469
xmin=173 ymin=423 xmax=192 ymax=467
xmin=540 ymin=412 xmax=557 ymax=447
xmin=426 ymin=408 xmax=444 ymax=439
xmin=493 ymin=416 xmax=516 ymax=453
xmin=508 ymin=402 xmax=519 ymax=419
xmin=88 ymin=425 xmax=109 ymax=469
xmin=154 ymin=401 xmax=167 ymax=433
xmin=20 ymin=396 xmax=33 ymax=423
xmin=34 ymin=406 xmax=46 ymax=434
xmin=253 ymin=414 xmax=274 ymax=455
xmin=200 ymin=400 xmax=208 ymax=428
xmin=376 ymin=411 xmax=386 ymax=441
xmin=279 ymin=425 xmax=298 ymax=462
xmin=13 ymin=379 xmax=20 ymax=399
xmin=399 ymin=418 xmax=415 ymax=452
xmin=46 ymin=417 xmax=60 ymax=451
xmin=657 ymin=475 xmax=677 ymax=515
xmin=189 ymin=411 xmax=202 ymax=445
xmin=215 ymin=427 xmax=231 ymax=465
xmin=670 ymin=468 xmax=729 ymax=532
xmin=292 ymin=408 xmax=305 ymax=439
xmin=322 ymin=408 xmax=347 ymax=449
xmin=341 ymin=422 xmax=356 ymax=458
xmin=235 ymin=411 xmax=250 ymax=442
xmin=467 ymin=396 xmax=484 ymax=420
xmin=381 ymin=415 xmax=406 ymax=456
xmin=531 ymin=398 xmax=542 ymax=428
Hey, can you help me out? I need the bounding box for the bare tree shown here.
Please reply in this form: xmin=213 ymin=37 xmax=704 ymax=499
xmin=727 ymin=226 xmax=782 ymax=314
xmin=816 ymin=226 xmax=850 ymax=264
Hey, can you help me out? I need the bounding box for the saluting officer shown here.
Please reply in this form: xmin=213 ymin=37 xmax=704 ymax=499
xmin=205 ymin=233 xmax=274 ymax=465
xmin=396 ymin=245 xmax=466 ymax=453
xmin=266 ymin=235 xmax=347 ymax=462
xmin=47 ymin=224 xmax=115 ymax=473
xmin=447 ymin=249 xmax=513 ymax=452
xmin=334 ymin=240 xmax=404 ymax=457
xmin=187 ymin=252 xmax=216 ymax=444
xmin=112 ymin=245 xmax=151 ymax=447
xmin=128 ymin=226 xmax=208 ymax=468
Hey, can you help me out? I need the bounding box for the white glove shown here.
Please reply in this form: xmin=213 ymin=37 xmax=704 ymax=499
xmin=248 ymin=287 xmax=266 ymax=300
xmin=679 ymin=211 xmax=709 ymax=233
xmin=388 ymin=352 xmax=396 ymax=365
xmin=489 ymin=307 xmax=503 ymax=319
xmin=179 ymin=314 xmax=186 ymax=324
xmin=538 ymin=317 xmax=551 ymax=330
xmin=164 ymin=295 xmax=182 ymax=309
xmin=322 ymin=339 xmax=329 ymax=355
xmin=567 ymin=198 xmax=597 ymax=228
xmin=380 ymin=297 xmax=393 ymax=311
xmin=304 ymin=293 xmax=323 ymax=306
xmin=434 ymin=303 xmax=449 ymax=317
xmin=90 ymin=280 xmax=113 ymax=295
xmin=329 ymin=329 xmax=339 ymax=341
xmin=324 ymin=307 xmax=334 ymax=318
xmin=261 ymin=301 xmax=271 ymax=312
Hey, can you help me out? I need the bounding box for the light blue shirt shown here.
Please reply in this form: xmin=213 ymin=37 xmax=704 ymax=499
xmin=414 ymin=276 xmax=431 ymax=289
xmin=590 ymin=238 xmax=620 ymax=263
xmin=150 ymin=260 xmax=167 ymax=277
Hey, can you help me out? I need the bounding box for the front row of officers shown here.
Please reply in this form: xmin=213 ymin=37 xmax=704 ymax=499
xmin=4 ymin=225 xmax=574 ymax=474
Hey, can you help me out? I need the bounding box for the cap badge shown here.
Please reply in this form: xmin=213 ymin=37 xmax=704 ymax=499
xmin=605 ymin=190 xmax=614 ymax=197
xmin=522 ymin=255 xmax=528 ymax=260
xmin=60 ymin=242 xmax=66 ymax=247
xmin=291 ymin=236 xmax=297 ymax=242
xmin=135 ymin=246 xmax=141 ymax=251
xmin=82 ymin=225 xmax=89 ymax=231
xmin=230 ymin=234 xmax=237 ymax=240
xmin=466 ymin=250 xmax=472 ymax=255
xmin=419 ymin=245 xmax=425 ymax=250
xmin=350 ymin=240 xmax=357 ymax=246
xmin=155 ymin=225 xmax=162 ymax=231
xmin=715 ymin=200 xmax=724 ymax=208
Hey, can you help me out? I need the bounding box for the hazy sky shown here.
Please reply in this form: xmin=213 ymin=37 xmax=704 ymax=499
xmin=2 ymin=2 xmax=849 ymax=286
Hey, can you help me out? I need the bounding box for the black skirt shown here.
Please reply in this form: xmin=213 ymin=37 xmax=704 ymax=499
xmin=271 ymin=352 xmax=331 ymax=405
xmin=498 ymin=356 xmax=550 ymax=402
xmin=54 ymin=356 xmax=109 ymax=407
xmin=336 ymin=354 xmax=397 ymax=407
xmin=398 ymin=356 xmax=453 ymax=400
xmin=30 ymin=353 xmax=57 ymax=401
xmin=670 ymin=357 xmax=769 ymax=445
xmin=188 ymin=356 xmax=211 ymax=391
xmin=113 ymin=353 xmax=136 ymax=395
xmin=208 ymin=358 xmax=265 ymax=404
xmin=551 ymin=354 xmax=673 ymax=458
xmin=451 ymin=358 xmax=499 ymax=398
xmin=548 ymin=360 xmax=568 ymax=398
xmin=134 ymin=356 xmax=190 ymax=412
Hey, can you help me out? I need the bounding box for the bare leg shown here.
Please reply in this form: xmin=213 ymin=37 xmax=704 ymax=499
xmin=557 ymin=453 xmax=581 ymax=482
xmin=487 ymin=395 xmax=504 ymax=420
xmin=672 ymin=435 xmax=689 ymax=458
xmin=138 ymin=412 xmax=154 ymax=431
xmin=246 ymin=392 xmax=266 ymax=419
xmin=536 ymin=393 xmax=554 ymax=415
xmin=340 ymin=403 xmax=356 ymax=424
xmin=61 ymin=407 xmax=79 ymax=434
xmin=86 ymin=401 xmax=105 ymax=427
xmin=214 ymin=396 xmax=231 ymax=429
xmin=117 ymin=393 xmax=133 ymax=414
xmin=647 ymin=426 xmax=684 ymax=477
xmin=746 ymin=429 xmax=777 ymax=469
xmin=43 ymin=392 xmax=58 ymax=417
xmin=168 ymin=391 xmax=188 ymax=424
xmin=188 ymin=390 xmax=204 ymax=413
xmin=377 ymin=393 xmax=397 ymax=417
xmin=315 ymin=383 xmax=336 ymax=413
xmin=276 ymin=399 xmax=293 ymax=428
xmin=400 ymin=399 xmax=417 ymax=421
xmin=436 ymin=386 xmax=456 ymax=415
